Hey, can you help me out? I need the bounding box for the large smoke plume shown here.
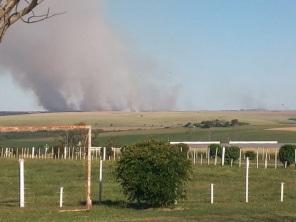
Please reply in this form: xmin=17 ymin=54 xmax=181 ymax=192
xmin=0 ymin=0 xmax=178 ymax=111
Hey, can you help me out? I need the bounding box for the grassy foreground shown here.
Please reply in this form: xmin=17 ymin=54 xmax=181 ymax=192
xmin=0 ymin=159 xmax=296 ymax=222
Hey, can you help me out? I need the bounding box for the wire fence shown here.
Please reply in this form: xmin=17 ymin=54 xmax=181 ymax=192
xmin=0 ymin=158 xmax=295 ymax=210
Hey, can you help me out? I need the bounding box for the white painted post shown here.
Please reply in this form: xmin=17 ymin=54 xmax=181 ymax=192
xmin=275 ymin=151 xmax=277 ymax=169
xmin=64 ymin=147 xmax=67 ymax=160
xmin=214 ymin=148 xmax=218 ymax=166
xmin=210 ymin=183 xmax=214 ymax=204
xmin=280 ymin=182 xmax=284 ymax=202
xmin=193 ymin=150 xmax=196 ymax=165
xmin=32 ymin=147 xmax=35 ymax=159
xmin=19 ymin=159 xmax=25 ymax=208
xmin=265 ymin=152 xmax=268 ymax=169
xmin=245 ymin=157 xmax=249 ymax=203
xmin=256 ymin=148 xmax=259 ymax=169
xmin=231 ymin=159 xmax=233 ymax=167
xmin=239 ymin=149 xmax=242 ymax=167
xmin=38 ymin=148 xmax=41 ymax=159
xmin=200 ymin=153 xmax=203 ymax=165
xmin=295 ymin=149 xmax=296 ymax=167
xmin=59 ymin=187 xmax=63 ymax=208
xmin=284 ymin=161 xmax=287 ymax=168
xmin=103 ymin=147 xmax=106 ymax=161
xmin=207 ymin=149 xmax=210 ymax=165
xmin=222 ymin=147 xmax=225 ymax=166
xmin=99 ymin=159 xmax=103 ymax=202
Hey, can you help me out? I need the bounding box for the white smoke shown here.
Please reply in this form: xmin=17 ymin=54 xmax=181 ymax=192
xmin=0 ymin=0 xmax=178 ymax=111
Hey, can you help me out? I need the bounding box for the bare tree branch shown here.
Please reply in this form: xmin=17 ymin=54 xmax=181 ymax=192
xmin=0 ymin=0 xmax=64 ymax=43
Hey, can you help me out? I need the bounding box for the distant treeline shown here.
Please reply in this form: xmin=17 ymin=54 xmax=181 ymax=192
xmin=0 ymin=111 xmax=46 ymax=116
xmin=183 ymin=119 xmax=249 ymax=128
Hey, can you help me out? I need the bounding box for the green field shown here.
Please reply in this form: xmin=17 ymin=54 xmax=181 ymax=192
xmin=1 ymin=111 xmax=296 ymax=128
xmin=0 ymin=159 xmax=295 ymax=222
xmin=1 ymin=111 xmax=296 ymax=147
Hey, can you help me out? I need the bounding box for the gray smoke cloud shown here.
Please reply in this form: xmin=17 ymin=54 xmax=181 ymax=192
xmin=0 ymin=0 xmax=178 ymax=111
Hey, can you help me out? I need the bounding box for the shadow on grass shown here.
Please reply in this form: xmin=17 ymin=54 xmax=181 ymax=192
xmin=80 ymin=200 xmax=152 ymax=210
xmin=0 ymin=199 xmax=19 ymax=207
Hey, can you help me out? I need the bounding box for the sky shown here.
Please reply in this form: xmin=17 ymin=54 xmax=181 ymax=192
xmin=0 ymin=0 xmax=296 ymax=111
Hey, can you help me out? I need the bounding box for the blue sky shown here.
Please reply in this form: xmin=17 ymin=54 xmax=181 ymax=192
xmin=1 ymin=0 xmax=296 ymax=111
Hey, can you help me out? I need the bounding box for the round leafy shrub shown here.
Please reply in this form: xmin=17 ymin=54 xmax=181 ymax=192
xmin=225 ymin=146 xmax=240 ymax=164
xmin=116 ymin=140 xmax=192 ymax=207
xmin=208 ymin=144 xmax=222 ymax=158
xmin=245 ymin=151 xmax=256 ymax=160
xmin=279 ymin=145 xmax=296 ymax=166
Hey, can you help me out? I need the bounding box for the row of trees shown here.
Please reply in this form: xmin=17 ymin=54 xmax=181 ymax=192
xmin=208 ymin=144 xmax=296 ymax=166
xmin=183 ymin=119 xmax=248 ymax=129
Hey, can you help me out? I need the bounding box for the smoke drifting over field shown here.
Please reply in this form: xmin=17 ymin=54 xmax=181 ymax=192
xmin=0 ymin=1 xmax=178 ymax=111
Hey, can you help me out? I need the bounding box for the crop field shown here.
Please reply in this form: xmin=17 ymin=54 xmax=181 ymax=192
xmin=0 ymin=111 xmax=296 ymax=128
xmin=1 ymin=111 xmax=296 ymax=147
xmin=0 ymin=159 xmax=296 ymax=222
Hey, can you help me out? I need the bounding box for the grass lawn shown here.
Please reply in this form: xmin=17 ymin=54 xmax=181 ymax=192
xmin=0 ymin=159 xmax=295 ymax=222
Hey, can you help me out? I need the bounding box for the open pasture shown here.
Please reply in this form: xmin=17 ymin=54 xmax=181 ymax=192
xmin=0 ymin=112 xmax=296 ymax=147
xmin=0 ymin=111 xmax=296 ymax=129
xmin=0 ymin=159 xmax=296 ymax=222
xmin=1 ymin=111 xmax=296 ymax=147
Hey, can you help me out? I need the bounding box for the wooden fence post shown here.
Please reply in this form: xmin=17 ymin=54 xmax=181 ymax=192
xmin=210 ymin=183 xmax=214 ymax=204
xmin=19 ymin=159 xmax=25 ymax=208
xmin=280 ymin=182 xmax=284 ymax=202
xmin=222 ymin=147 xmax=225 ymax=166
xmin=60 ymin=187 xmax=64 ymax=208
xmin=245 ymin=157 xmax=249 ymax=203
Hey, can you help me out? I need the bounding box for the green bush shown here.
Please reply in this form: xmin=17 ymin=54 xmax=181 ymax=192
xmin=171 ymin=143 xmax=189 ymax=155
xmin=100 ymin=146 xmax=113 ymax=159
xmin=225 ymin=146 xmax=240 ymax=164
xmin=116 ymin=140 xmax=192 ymax=207
xmin=208 ymin=144 xmax=222 ymax=158
xmin=279 ymin=145 xmax=296 ymax=166
xmin=245 ymin=151 xmax=256 ymax=160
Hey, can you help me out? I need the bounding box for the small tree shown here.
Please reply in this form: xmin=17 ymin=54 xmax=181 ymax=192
xmin=225 ymin=146 xmax=240 ymax=164
xmin=245 ymin=151 xmax=256 ymax=160
xmin=116 ymin=140 xmax=192 ymax=207
xmin=208 ymin=144 xmax=222 ymax=158
xmin=279 ymin=145 xmax=296 ymax=166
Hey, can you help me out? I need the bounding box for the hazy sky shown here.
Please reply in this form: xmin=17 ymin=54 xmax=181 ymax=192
xmin=1 ymin=0 xmax=296 ymax=111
